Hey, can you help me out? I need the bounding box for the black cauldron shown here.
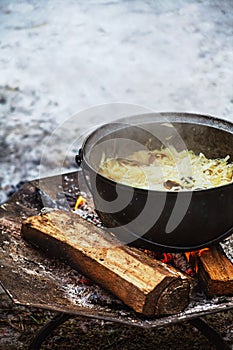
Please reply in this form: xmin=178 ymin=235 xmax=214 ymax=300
xmin=76 ymin=112 xmax=233 ymax=252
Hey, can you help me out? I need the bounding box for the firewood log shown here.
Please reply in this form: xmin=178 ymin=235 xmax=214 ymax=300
xmin=21 ymin=210 xmax=191 ymax=316
xmin=198 ymin=245 xmax=233 ymax=297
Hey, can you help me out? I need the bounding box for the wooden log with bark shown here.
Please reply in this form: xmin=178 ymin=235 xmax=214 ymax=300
xmin=21 ymin=210 xmax=191 ymax=316
xmin=198 ymin=245 xmax=233 ymax=297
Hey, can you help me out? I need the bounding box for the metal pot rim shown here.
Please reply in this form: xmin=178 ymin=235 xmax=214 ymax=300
xmin=81 ymin=112 xmax=233 ymax=194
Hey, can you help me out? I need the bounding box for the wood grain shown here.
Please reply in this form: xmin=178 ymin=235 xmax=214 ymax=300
xmin=198 ymin=246 xmax=233 ymax=297
xmin=21 ymin=210 xmax=191 ymax=316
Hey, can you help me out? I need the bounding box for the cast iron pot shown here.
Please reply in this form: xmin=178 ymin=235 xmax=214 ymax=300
xmin=75 ymin=112 xmax=233 ymax=252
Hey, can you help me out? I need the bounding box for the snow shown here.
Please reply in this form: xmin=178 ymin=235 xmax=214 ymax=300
xmin=0 ymin=0 xmax=233 ymax=198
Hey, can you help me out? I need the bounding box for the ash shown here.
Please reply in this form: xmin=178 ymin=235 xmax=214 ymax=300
xmin=63 ymin=283 xmax=123 ymax=310
xmin=221 ymin=236 xmax=233 ymax=264
xmin=1 ymin=0 xmax=233 ymax=205
xmin=0 ymin=178 xmax=233 ymax=329
xmin=0 ymin=0 xmax=232 ymax=280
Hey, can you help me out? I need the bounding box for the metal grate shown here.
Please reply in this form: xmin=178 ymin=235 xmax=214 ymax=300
xmin=0 ymin=171 xmax=232 ymax=329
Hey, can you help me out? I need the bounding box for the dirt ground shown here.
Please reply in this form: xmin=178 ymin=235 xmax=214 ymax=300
xmin=0 ymin=290 xmax=233 ymax=350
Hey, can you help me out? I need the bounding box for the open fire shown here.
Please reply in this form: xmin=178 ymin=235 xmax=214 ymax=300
xmin=185 ymin=249 xmax=210 ymax=273
xmin=72 ymin=194 xmax=233 ymax=298
xmin=73 ymin=195 xmax=195 ymax=276
xmin=1 ymin=172 xmax=233 ymax=349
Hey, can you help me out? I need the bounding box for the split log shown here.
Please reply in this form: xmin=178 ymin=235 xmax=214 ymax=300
xmin=21 ymin=210 xmax=191 ymax=316
xmin=198 ymin=246 xmax=233 ymax=297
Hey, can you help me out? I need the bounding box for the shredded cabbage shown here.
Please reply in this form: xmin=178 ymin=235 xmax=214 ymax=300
xmin=98 ymin=147 xmax=233 ymax=191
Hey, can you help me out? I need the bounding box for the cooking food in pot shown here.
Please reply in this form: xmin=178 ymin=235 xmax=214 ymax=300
xmin=78 ymin=112 xmax=233 ymax=250
xmin=99 ymin=146 xmax=233 ymax=191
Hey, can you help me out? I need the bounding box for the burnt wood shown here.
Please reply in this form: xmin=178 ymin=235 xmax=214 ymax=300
xmin=21 ymin=210 xmax=191 ymax=316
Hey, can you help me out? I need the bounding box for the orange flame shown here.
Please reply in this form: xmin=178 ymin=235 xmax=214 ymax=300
xmin=74 ymin=195 xmax=86 ymax=211
xmin=143 ymin=251 xmax=173 ymax=264
xmin=185 ymin=248 xmax=209 ymax=273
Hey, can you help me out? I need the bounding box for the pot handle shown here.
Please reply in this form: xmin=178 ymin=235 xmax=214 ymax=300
xmin=75 ymin=149 xmax=93 ymax=194
xmin=75 ymin=148 xmax=83 ymax=167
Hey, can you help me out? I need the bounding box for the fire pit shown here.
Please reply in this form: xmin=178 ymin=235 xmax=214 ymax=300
xmin=0 ymin=171 xmax=233 ymax=350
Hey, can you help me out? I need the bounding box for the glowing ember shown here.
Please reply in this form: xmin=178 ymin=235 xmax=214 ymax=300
xmin=143 ymin=250 xmax=195 ymax=276
xmin=161 ymin=253 xmax=173 ymax=264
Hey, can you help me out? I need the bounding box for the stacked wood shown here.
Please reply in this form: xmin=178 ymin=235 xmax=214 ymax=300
xmin=197 ymin=245 xmax=233 ymax=297
xmin=21 ymin=210 xmax=191 ymax=317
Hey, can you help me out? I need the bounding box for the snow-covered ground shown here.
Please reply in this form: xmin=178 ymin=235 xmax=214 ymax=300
xmin=0 ymin=0 xmax=233 ymax=201
xmin=0 ymin=2 xmax=233 ymax=347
